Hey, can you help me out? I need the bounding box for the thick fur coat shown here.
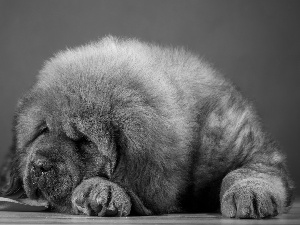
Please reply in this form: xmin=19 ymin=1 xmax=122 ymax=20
xmin=0 ymin=36 xmax=294 ymax=218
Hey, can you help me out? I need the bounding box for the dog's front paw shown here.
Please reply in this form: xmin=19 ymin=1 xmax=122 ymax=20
xmin=221 ymin=178 xmax=283 ymax=218
xmin=71 ymin=177 xmax=131 ymax=216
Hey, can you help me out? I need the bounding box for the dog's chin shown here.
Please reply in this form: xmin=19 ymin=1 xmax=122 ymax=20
xmin=24 ymin=171 xmax=76 ymax=212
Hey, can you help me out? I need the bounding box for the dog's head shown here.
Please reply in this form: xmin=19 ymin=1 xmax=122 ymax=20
xmin=1 ymin=84 xmax=119 ymax=212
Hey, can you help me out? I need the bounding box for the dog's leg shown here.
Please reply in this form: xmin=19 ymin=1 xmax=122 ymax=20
xmin=71 ymin=177 xmax=131 ymax=217
xmin=220 ymin=163 xmax=292 ymax=218
xmin=197 ymin=92 xmax=294 ymax=218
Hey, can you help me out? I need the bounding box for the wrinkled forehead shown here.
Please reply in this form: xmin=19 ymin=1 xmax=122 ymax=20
xmin=15 ymin=86 xmax=101 ymax=151
xmin=15 ymin=88 xmax=65 ymax=148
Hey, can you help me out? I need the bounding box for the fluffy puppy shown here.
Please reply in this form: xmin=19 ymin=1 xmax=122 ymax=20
xmin=0 ymin=36 xmax=294 ymax=218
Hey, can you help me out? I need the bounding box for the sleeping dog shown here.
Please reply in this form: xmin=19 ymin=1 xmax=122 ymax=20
xmin=0 ymin=36 xmax=294 ymax=218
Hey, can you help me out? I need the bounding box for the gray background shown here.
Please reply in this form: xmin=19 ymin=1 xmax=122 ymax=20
xmin=0 ymin=0 xmax=299 ymax=195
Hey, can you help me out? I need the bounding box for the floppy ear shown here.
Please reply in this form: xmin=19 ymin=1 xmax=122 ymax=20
xmin=0 ymin=141 xmax=25 ymax=198
xmin=0 ymin=95 xmax=36 ymax=198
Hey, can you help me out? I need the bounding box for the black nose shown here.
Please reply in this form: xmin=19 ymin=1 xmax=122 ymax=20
xmin=32 ymin=159 xmax=53 ymax=177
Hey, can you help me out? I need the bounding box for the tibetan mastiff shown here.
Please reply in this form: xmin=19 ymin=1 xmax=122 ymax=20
xmin=0 ymin=36 xmax=294 ymax=218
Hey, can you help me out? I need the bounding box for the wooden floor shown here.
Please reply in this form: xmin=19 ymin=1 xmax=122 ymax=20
xmin=0 ymin=199 xmax=299 ymax=225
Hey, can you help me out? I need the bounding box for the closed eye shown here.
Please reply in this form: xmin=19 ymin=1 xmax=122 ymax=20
xmin=31 ymin=122 xmax=49 ymax=142
xmin=38 ymin=122 xmax=49 ymax=135
xmin=23 ymin=122 xmax=50 ymax=149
